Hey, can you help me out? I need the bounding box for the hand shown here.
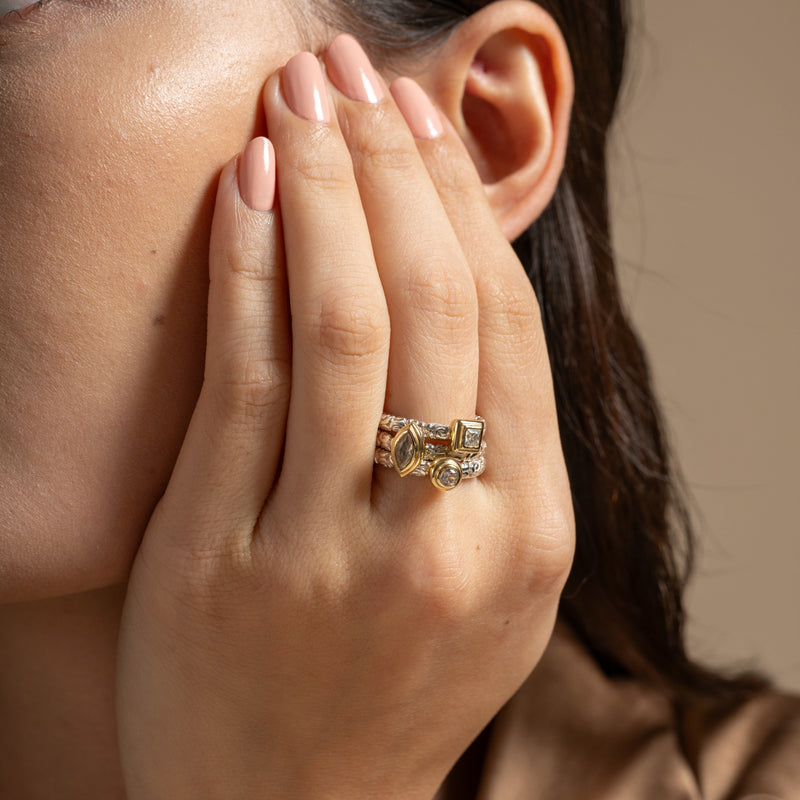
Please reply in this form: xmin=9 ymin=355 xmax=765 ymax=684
xmin=117 ymin=36 xmax=574 ymax=800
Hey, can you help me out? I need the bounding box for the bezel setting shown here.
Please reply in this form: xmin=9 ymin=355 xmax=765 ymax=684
xmin=429 ymin=457 xmax=463 ymax=491
xmin=391 ymin=421 xmax=425 ymax=477
xmin=450 ymin=418 xmax=485 ymax=457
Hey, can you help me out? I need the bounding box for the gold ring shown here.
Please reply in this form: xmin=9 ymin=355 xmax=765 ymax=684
xmin=374 ymin=414 xmax=486 ymax=491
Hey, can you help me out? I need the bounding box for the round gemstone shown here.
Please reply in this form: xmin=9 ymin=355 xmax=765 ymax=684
xmin=430 ymin=458 xmax=463 ymax=491
xmin=439 ymin=465 xmax=461 ymax=487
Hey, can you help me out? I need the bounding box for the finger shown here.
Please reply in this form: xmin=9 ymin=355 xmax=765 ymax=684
xmin=159 ymin=140 xmax=290 ymax=536
xmin=262 ymin=54 xmax=389 ymax=504
xmin=325 ymin=36 xmax=480 ymax=429
xmin=390 ymin=79 xmax=558 ymax=486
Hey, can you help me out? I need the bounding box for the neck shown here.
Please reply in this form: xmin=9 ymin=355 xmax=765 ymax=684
xmin=0 ymin=584 xmax=127 ymax=799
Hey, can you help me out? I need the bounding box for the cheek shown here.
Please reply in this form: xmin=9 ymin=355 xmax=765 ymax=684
xmin=0 ymin=11 xmax=293 ymax=601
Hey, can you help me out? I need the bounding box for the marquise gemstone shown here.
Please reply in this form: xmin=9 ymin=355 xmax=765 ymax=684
xmin=395 ymin=431 xmax=415 ymax=472
xmin=392 ymin=422 xmax=424 ymax=477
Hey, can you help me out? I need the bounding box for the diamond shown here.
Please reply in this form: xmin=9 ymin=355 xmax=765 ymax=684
xmin=391 ymin=422 xmax=424 ymax=477
xmin=395 ymin=434 xmax=414 ymax=470
xmin=463 ymin=428 xmax=482 ymax=449
xmin=430 ymin=458 xmax=463 ymax=491
xmin=439 ymin=465 xmax=461 ymax=487
xmin=451 ymin=419 xmax=484 ymax=456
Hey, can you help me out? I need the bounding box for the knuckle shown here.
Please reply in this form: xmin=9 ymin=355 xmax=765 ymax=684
xmin=479 ymin=273 xmax=542 ymax=346
xmin=404 ymin=259 xmax=478 ymax=332
xmin=213 ymin=349 xmax=291 ymax=423
xmin=343 ymin=109 xmax=418 ymax=175
xmin=429 ymin=154 xmax=480 ymax=201
xmin=153 ymin=533 xmax=258 ymax=617
xmin=262 ymin=529 xmax=358 ymax=608
xmin=286 ymin=155 xmax=355 ymax=197
xmin=358 ymin=133 xmax=419 ymax=177
xmin=437 ymin=170 xmax=473 ymax=201
xmin=417 ymin=572 xmax=472 ymax=624
xmin=222 ymin=242 xmax=274 ymax=282
xmin=391 ymin=530 xmax=473 ymax=624
xmin=223 ymin=207 xmax=278 ymax=278
xmin=532 ymin=527 xmax=575 ymax=592
xmin=510 ymin=502 xmax=575 ymax=596
xmin=306 ymin=552 xmax=354 ymax=606
xmin=304 ymin=289 xmax=389 ymax=365
xmin=209 ymin=206 xmax=279 ymax=283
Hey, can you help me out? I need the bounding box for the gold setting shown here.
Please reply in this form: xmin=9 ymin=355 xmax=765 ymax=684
xmin=391 ymin=421 xmax=425 ymax=477
xmin=429 ymin=458 xmax=463 ymax=491
xmin=450 ymin=418 xmax=485 ymax=457
xmin=378 ymin=414 xmax=486 ymax=490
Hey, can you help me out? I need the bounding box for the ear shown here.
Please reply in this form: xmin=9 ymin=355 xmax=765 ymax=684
xmin=415 ymin=1 xmax=574 ymax=241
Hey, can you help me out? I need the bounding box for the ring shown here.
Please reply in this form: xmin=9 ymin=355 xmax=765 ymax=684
xmin=374 ymin=413 xmax=486 ymax=491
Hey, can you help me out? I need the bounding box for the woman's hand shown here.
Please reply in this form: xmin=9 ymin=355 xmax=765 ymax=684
xmin=117 ymin=36 xmax=574 ymax=800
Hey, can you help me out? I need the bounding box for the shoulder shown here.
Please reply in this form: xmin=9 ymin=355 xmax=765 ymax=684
xmin=682 ymin=684 xmax=800 ymax=798
xmin=479 ymin=623 xmax=800 ymax=799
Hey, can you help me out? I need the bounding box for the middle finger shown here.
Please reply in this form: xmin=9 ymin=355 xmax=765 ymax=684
xmin=263 ymin=52 xmax=391 ymax=503
xmin=324 ymin=36 xmax=480 ymax=430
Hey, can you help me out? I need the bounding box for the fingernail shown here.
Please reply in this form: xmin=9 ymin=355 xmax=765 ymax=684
xmin=238 ymin=137 xmax=276 ymax=211
xmin=283 ymin=52 xmax=330 ymax=123
xmin=326 ymin=34 xmax=384 ymax=104
xmin=390 ymin=78 xmax=444 ymax=140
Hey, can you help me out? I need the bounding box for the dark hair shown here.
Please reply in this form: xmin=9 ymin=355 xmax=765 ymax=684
xmin=319 ymin=0 xmax=766 ymax=701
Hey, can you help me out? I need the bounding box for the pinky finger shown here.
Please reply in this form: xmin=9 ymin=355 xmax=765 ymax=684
xmin=158 ymin=138 xmax=291 ymax=540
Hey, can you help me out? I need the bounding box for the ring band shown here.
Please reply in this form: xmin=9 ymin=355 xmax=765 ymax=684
xmin=378 ymin=414 xmax=485 ymax=456
xmin=374 ymin=446 xmax=486 ymax=480
xmin=374 ymin=414 xmax=486 ymax=491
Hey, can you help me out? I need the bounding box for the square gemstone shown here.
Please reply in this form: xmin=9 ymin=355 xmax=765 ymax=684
xmin=463 ymin=428 xmax=482 ymax=449
xmin=452 ymin=419 xmax=484 ymax=454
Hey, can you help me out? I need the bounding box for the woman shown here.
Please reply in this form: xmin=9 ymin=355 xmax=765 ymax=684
xmin=1 ymin=0 xmax=797 ymax=797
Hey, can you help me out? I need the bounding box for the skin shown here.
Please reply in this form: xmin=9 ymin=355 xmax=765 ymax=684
xmin=0 ymin=0 xmax=309 ymax=598
xmin=0 ymin=1 xmax=574 ymax=796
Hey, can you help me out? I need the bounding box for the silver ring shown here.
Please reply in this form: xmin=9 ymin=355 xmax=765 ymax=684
xmin=378 ymin=414 xmax=485 ymax=455
xmin=374 ymin=414 xmax=486 ymax=491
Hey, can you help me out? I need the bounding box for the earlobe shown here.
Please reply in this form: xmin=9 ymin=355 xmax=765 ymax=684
xmin=417 ymin=1 xmax=574 ymax=240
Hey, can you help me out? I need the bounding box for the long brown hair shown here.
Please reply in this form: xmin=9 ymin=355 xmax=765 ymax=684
xmin=320 ymin=0 xmax=765 ymax=701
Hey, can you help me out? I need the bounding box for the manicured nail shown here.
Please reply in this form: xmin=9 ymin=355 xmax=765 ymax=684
xmin=238 ymin=137 xmax=276 ymax=211
xmin=283 ymin=52 xmax=330 ymax=123
xmin=390 ymin=77 xmax=444 ymax=139
xmin=326 ymin=34 xmax=384 ymax=104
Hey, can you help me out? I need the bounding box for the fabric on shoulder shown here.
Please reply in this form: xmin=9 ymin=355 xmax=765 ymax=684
xmin=475 ymin=622 xmax=800 ymax=799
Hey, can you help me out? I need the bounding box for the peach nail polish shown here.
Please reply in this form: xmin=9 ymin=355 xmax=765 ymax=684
xmin=283 ymin=52 xmax=330 ymax=123
xmin=326 ymin=34 xmax=384 ymax=104
xmin=239 ymin=137 xmax=276 ymax=211
xmin=390 ymin=77 xmax=443 ymax=140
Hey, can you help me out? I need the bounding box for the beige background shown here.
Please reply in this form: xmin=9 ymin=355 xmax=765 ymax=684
xmin=611 ymin=0 xmax=800 ymax=692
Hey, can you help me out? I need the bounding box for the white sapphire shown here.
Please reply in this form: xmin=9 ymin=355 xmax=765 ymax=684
xmin=463 ymin=428 xmax=482 ymax=449
xmin=439 ymin=465 xmax=461 ymax=488
xmin=431 ymin=458 xmax=463 ymax=491
xmin=392 ymin=422 xmax=424 ymax=477
xmin=395 ymin=432 xmax=415 ymax=471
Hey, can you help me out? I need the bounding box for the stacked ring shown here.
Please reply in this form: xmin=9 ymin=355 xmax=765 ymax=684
xmin=374 ymin=413 xmax=486 ymax=491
